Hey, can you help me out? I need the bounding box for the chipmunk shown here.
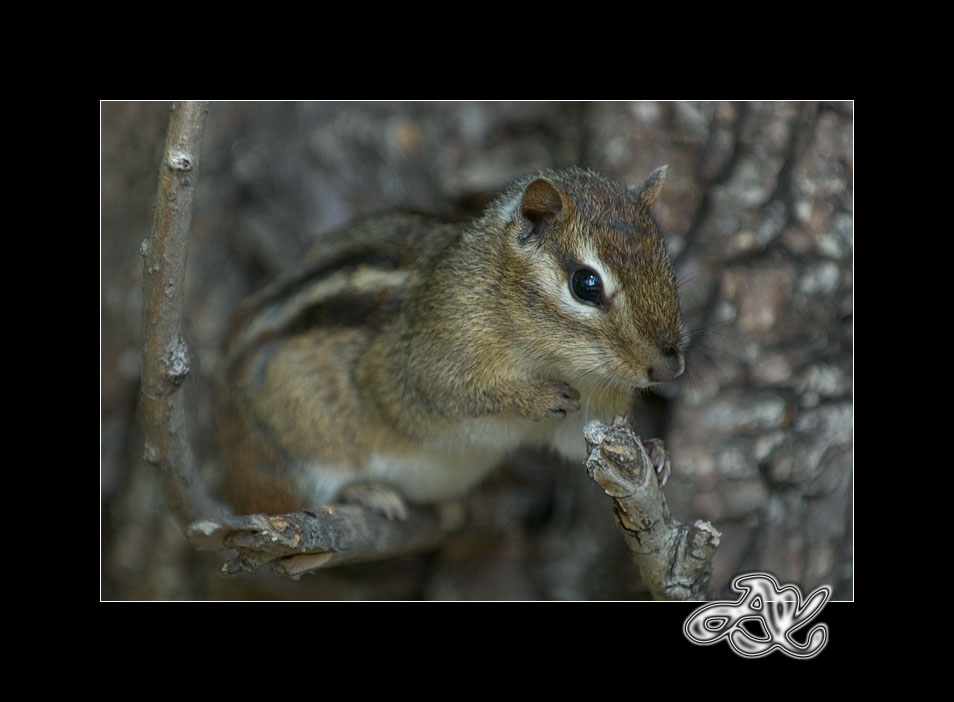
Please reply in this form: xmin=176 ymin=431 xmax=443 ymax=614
xmin=215 ymin=166 xmax=685 ymax=518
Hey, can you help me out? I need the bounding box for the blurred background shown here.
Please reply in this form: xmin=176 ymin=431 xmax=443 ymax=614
xmin=101 ymin=101 xmax=853 ymax=600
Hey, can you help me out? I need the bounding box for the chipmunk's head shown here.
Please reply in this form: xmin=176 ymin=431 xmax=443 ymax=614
xmin=496 ymin=166 xmax=685 ymax=395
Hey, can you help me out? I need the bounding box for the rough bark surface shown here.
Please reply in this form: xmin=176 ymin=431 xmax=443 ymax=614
xmin=101 ymin=101 xmax=852 ymax=600
xmin=583 ymin=417 xmax=720 ymax=600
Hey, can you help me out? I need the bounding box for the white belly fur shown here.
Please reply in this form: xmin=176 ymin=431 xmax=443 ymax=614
xmin=299 ymin=408 xmax=611 ymax=507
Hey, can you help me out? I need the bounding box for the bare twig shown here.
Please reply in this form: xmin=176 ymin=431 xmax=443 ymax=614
xmin=187 ymin=503 xmax=466 ymax=577
xmin=140 ymin=101 xmax=224 ymax=528
xmin=584 ymin=416 xmax=720 ymax=600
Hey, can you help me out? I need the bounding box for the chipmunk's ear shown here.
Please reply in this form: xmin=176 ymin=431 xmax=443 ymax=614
xmin=518 ymin=178 xmax=569 ymax=244
xmin=630 ymin=165 xmax=668 ymax=210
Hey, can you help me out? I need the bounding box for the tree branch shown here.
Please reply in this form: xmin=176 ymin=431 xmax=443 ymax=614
xmin=140 ymin=101 xmax=224 ymax=529
xmin=583 ymin=416 xmax=720 ymax=600
xmin=187 ymin=503 xmax=466 ymax=577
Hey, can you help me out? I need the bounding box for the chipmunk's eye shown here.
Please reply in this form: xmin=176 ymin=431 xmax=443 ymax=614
xmin=571 ymin=268 xmax=603 ymax=306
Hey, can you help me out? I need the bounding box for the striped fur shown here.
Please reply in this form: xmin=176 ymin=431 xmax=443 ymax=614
xmin=215 ymin=168 xmax=684 ymax=514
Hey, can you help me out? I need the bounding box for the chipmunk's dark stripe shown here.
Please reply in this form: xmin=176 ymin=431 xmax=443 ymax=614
xmin=259 ymin=248 xmax=405 ymax=315
xmin=284 ymin=290 xmax=402 ymax=335
xmin=224 ymin=247 xmax=406 ymax=347
xmin=229 ymin=289 xmax=403 ymax=376
xmin=609 ymin=219 xmax=645 ymax=235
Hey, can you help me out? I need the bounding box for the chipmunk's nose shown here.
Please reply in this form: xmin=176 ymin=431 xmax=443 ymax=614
xmin=647 ymin=345 xmax=685 ymax=383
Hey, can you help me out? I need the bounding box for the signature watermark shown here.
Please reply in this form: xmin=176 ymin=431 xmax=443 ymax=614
xmin=684 ymin=572 xmax=830 ymax=659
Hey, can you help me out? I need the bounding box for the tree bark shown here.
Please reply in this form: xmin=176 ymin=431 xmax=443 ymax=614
xmin=188 ymin=503 xmax=466 ymax=577
xmin=584 ymin=417 xmax=719 ymax=600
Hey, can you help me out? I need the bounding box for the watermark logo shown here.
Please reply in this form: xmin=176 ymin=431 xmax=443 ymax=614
xmin=684 ymin=572 xmax=830 ymax=659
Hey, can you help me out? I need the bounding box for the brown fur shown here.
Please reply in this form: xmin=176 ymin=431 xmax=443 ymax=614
xmin=215 ymin=167 xmax=684 ymax=513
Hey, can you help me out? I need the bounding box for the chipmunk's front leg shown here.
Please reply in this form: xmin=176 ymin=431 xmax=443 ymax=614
xmin=496 ymin=379 xmax=581 ymax=421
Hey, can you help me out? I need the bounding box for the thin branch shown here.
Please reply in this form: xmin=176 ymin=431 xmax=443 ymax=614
xmin=187 ymin=503 xmax=466 ymax=577
xmin=583 ymin=416 xmax=720 ymax=600
xmin=140 ymin=101 xmax=224 ymax=528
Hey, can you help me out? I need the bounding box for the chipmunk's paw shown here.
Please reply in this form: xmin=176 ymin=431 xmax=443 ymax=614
xmin=339 ymin=482 xmax=410 ymax=520
xmin=643 ymin=438 xmax=672 ymax=487
xmin=542 ymin=380 xmax=581 ymax=419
